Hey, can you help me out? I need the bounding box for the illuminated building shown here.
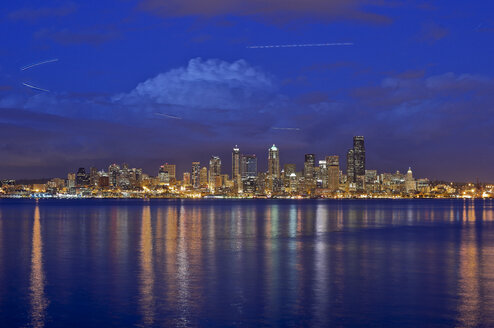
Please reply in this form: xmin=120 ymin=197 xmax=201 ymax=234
xmin=76 ymin=168 xmax=89 ymax=187
xmin=161 ymin=164 xmax=176 ymax=180
xmin=232 ymin=145 xmax=241 ymax=192
xmin=209 ymin=156 xmax=221 ymax=191
xmin=67 ymin=173 xmax=76 ymax=189
xmin=268 ymin=145 xmax=280 ymax=178
xmin=318 ymin=160 xmax=327 ymax=188
xmin=326 ymin=155 xmax=340 ymax=192
xmin=241 ymin=155 xmax=257 ymax=179
xmin=200 ymin=167 xmax=208 ymax=187
xmin=346 ymin=149 xmax=355 ymax=183
xmin=405 ymin=167 xmax=417 ymax=193
xmin=304 ymin=154 xmax=315 ymax=181
xmin=183 ymin=172 xmax=191 ymax=185
xmin=109 ymin=164 xmax=120 ymax=187
xmin=192 ymin=162 xmax=200 ymax=189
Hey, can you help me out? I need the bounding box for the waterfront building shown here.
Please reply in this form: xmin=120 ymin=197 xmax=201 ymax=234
xmin=192 ymin=162 xmax=200 ymax=188
xmin=232 ymin=145 xmax=241 ymax=192
xmin=405 ymin=167 xmax=417 ymax=193
xmin=326 ymin=155 xmax=340 ymax=192
xmin=268 ymin=145 xmax=280 ymax=179
xmin=209 ymin=156 xmax=221 ymax=191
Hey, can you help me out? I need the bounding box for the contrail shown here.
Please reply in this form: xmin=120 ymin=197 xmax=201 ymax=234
xmin=21 ymin=59 xmax=59 ymax=71
xmin=247 ymin=42 xmax=353 ymax=49
xmin=155 ymin=112 xmax=182 ymax=120
xmin=22 ymin=82 xmax=50 ymax=92
xmin=272 ymin=127 xmax=301 ymax=131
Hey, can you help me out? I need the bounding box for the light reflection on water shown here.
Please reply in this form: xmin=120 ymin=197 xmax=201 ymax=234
xmin=0 ymin=199 xmax=493 ymax=327
xmin=29 ymin=204 xmax=48 ymax=328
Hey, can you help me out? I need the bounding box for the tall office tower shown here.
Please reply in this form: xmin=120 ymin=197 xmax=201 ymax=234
xmin=67 ymin=173 xmax=76 ymax=189
xmin=326 ymin=155 xmax=340 ymax=191
xmin=183 ymin=172 xmax=191 ymax=185
xmin=405 ymin=167 xmax=417 ymax=193
xmin=346 ymin=149 xmax=355 ymax=183
xmin=76 ymin=167 xmax=89 ymax=187
xmin=158 ymin=165 xmax=170 ymax=183
xmin=192 ymin=162 xmax=200 ymax=188
xmin=268 ymin=145 xmax=280 ymax=178
xmin=353 ymin=136 xmax=365 ymax=177
xmin=200 ymin=167 xmax=208 ymax=187
xmin=304 ymin=154 xmax=316 ymax=180
xmin=161 ymin=163 xmax=176 ymax=180
xmin=108 ymin=163 xmax=120 ymax=187
xmin=241 ymin=155 xmax=258 ymax=179
xmin=89 ymin=167 xmax=98 ymax=187
xmin=318 ymin=160 xmax=327 ymax=187
xmin=232 ymin=145 xmax=241 ymax=192
xmin=209 ymin=156 xmax=222 ymax=190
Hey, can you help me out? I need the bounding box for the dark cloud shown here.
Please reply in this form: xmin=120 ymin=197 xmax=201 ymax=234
xmin=34 ymin=27 xmax=120 ymax=46
xmin=8 ymin=2 xmax=77 ymax=22
xmin=418 ymin=22 xmax=450 ymax=43
xmin=137 ymin=0 xmax=394 ymax=24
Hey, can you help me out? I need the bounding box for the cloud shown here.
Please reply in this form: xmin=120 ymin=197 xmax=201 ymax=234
xmin=35 ymin=27 xmax=120 ymax=45
xmin=8 ymin=2 xmax=77 ymax=22
xmin=418 ymin=22 xmax=449 ymax=43
xmin=137 ymin=0 xmax=393 ymax=24
xmin=114 ymin=57 xmax=277 ymax=111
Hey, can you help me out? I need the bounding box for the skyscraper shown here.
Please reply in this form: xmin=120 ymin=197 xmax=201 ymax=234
xmin=76 ymin=168 xmax=89 ymax=187
xmin=232 ymin=145 xmax=241 ymax=192
xmin=108 ymin=163 xmax=120 ymax=187
xmin=405 ymin=167 xmax=416 ymax=193
xmin=326 ymin=155 xmax=340 ymax=191
xmin=353 ymin=136 xmax=365 ymax=177
xmin=200 ymin=167 xmax=208 ymax=187
xmin=304 ymin=154 xmax=315 ymax=180
xmin=241 ymin=155 xmax=257 ymax=179
xmin=268 ymin=145 xmax=280 ymax=178
xmin=192 ymin=162 xmax=200 ymax=188
xmin=161 ymin=163 xmax=176 ymax=180
xmin=209 ymin=156 xmax=221 ymax=190
xmin=346 ymin=149 xmax=355 ymax=183
xmin=183 ymin=172 xmax=191 ymax=185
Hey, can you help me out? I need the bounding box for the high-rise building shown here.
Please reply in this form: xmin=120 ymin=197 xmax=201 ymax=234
xmin=405 ymin=167 xmax=416 ymax=193
xmin=183 ymin=172 xmax=191 ymax=185
xmin=209 ymin=156 xmax=221 ymax=190
xmin=108 ymin=164 xmax=120 ymax=187
xmin=67 ymin=173 xmax=76 ymax=189
xmin=268 ymin=145 xmax=280 ymax=178
xmin=89 ymin=167 xmax=98 ymax=187
xmin=158 ymin=165 xmax=170 ymax=183
xmin=161 ymin=163 xmax=176 ymax=180
xmin=200 ymin=167 xmax=208 ymax=187
xmin=192 ymin=162 xmax=200 ymax=188
xmin=304 ymin=154 xmax=315 ymax=180
xmin=346 ymin=149 xmax=355 ymax=183
xmin=326 ymin=155 xmax=340 ymax=191
xmin=353 ymin=136 xmax=365 ymax=177
xmin=241 ymin=155 xmax=257 ymax=179
xmin=232 ymin=145 xmax=241 ymax=192
xmin=76 ymin=168 xmax=89 ymax=187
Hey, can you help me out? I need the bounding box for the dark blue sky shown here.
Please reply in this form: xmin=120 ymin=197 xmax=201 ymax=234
xmin=1 ymin=0 xmax=493 ymax=181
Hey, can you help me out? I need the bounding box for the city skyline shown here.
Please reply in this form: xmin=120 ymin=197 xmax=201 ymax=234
xmin=3 ymin=136 xmax=493 ymax=200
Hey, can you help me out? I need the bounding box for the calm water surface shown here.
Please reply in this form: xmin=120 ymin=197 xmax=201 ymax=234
xmin=0 ymin=199 xmax=494 ymax=327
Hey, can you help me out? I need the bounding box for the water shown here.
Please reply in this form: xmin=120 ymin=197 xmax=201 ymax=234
xmin=0 ymin=199 xmax=494 ymax=327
